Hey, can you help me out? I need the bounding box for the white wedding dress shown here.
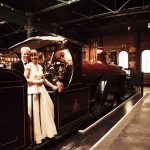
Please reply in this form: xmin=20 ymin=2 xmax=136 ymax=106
xmin=26 ymin=62 xmax=57 ymax=144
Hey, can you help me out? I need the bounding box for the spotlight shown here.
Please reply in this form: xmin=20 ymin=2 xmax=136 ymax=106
xmin=148 ymin=23 xmax=150 ymax=28
xmin=128 ymin=26 xmax=130 ymax=31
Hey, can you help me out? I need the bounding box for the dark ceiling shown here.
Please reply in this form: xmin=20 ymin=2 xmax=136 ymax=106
xmin=0 ymin=0 xmax=150 ymax=48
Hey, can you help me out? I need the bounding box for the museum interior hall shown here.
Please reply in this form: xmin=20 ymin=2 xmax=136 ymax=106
xmin=0 ymin=0 xmax=150 ymax=150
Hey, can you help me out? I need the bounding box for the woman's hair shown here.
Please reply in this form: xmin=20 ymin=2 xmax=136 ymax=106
xmin=30 ymin=49 xmax=38 ymax=56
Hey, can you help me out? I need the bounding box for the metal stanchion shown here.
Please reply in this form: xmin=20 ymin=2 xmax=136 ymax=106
xmin=28 ymin=93 xmax=41 ymax=148
xmin=31 ymin=93 xmax=34 ymax=144
xmin=27 ymin=93 xmax=34 ymax=148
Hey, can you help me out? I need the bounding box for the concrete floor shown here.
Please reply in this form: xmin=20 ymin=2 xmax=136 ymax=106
xmin=144 ymin=86 xmax=150 ymax=94
xmin=91 ymin=86 xmax=150 ymax=150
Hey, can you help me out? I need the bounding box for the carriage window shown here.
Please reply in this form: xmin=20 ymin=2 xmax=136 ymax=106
xmin=118 ymin=51 xmax=128 ymax=69
xmin=141 ymin=50 xmax=150 ymax=73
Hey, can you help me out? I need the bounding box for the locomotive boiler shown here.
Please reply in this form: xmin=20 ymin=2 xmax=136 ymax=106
xmin=0 ymin=36 xmax=143 ymax=150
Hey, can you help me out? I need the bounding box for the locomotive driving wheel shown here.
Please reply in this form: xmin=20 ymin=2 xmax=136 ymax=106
xmin=95 ymin=78 xmax=120 ymax=114
xmin=105 ymin=93 xmax=118 ymax=109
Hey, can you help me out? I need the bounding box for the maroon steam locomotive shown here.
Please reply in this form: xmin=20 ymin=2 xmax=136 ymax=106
xmin=0 ymin=36 xmax=143 ymax=150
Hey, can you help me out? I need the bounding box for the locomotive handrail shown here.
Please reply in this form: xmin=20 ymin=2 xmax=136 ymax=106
xmin=63 ymin=64 xmax=74 ymax=89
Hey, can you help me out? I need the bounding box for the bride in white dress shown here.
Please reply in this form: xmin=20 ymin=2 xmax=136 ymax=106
xmin=24 ymin=49 xmax=58 ymax=144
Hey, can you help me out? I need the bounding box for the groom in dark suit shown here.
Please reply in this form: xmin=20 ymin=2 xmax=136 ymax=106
xmin=11 ymin=47 xmax=31 ymax=74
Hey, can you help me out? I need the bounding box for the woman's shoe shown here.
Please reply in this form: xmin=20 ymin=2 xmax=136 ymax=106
xmin=35 ymin=139 xmax=42 ymax=144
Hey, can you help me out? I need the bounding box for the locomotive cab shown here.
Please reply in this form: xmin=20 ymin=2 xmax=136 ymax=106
xmin=44 ymin=48 xmax=74 ymax=89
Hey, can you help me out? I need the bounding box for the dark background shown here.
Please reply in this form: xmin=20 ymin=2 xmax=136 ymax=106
xmin=0 ymin=0 xmax=150 ymax=48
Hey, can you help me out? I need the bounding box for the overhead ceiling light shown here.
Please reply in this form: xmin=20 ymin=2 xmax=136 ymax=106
xmin=0 ymin=3 xmax=14 ymax=10
xmin=148 ymin=23 xmax=150 ymax=28
xmin=57 ymin=0 xmax=80 ymax=4
xmin=128 ymin=26 xmax=130 ymax=31
xmin=0 ymin=20 xmax=8 ymax=25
